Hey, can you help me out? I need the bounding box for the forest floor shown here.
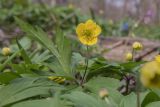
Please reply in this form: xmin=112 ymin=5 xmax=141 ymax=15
xmin=101 ymin=37 xmax=160 ymax=61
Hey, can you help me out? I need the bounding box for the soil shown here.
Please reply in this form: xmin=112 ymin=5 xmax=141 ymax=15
xmin=100 ymin=37 xmax=160 ymax=61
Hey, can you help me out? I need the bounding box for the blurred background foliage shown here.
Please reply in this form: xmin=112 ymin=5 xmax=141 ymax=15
xmin=0 ymin=0 xmax=160 ymax=40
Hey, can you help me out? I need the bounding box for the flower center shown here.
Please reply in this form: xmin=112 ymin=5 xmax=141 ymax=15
xmin=83 ymin=29 xmax=92 ymax=37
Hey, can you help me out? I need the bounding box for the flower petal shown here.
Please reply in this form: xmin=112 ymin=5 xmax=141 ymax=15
xmin=85 ymin=19 xmax=94 ymax=25
xmin=78 ymin=36 xmax=98 ymax=46
xmin=140 ymin=61 xmax=160 ymax=88
xmin=94 ymin=25 xmax=101 ymax=37
xmin=76 ymin=23 xmax=85 ymax=36
xmin=85 ymin=19 xmax=97 ymax=30
xmin=87 ymin=37 xmax=98 ymax=45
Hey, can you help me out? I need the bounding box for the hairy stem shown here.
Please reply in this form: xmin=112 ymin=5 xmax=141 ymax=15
xmin=81 ymin=46 xmax=89 ymax=86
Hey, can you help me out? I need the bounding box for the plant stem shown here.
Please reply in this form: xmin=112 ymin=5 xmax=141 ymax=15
xmin=104 ymin=97 xmax=112 ymax=107
xmin=125 ymin=76 xmax=130 ymax=94
xmin=132 ymin=48 xmax=141 ymax=107
xmin=104 ymin=97 xmax=110 ymax=104
xmin=136 ymin=72 xmax=141 ymax=107
xmin=132 ymin=49 xmax=135 ymax=61
xmin=81 ymin=46 xmax=89 ymax=86
xmin=137 ymin=91 xmax=140 ymax=107
xmin=123 ymin=47 xmax=135 ymax=95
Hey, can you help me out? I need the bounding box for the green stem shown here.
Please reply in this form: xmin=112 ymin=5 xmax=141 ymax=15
xmin=104 ymin=97 xmax=110 ymax=104
xmin=137 ymin=91 xmax=140 ymax=107
xmin=104 ymin=97 xmax=112 ymax=107
xmin=136 ymin=72 xmax=141 ymax=107
xmin=81 ymin=46 xmax=89 ymax=86
xmin=125 ymin=75 xmax=130 ymax=94
xmin=132 ymin=48 xmax=135 ymax=61
xmin=132 ymin=48 xmax=141 ymax=107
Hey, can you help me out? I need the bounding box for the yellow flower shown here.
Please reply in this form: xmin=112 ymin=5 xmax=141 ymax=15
xmin=2 ymin=47 xmax=11 ymax=56
xmin=76 ymin=19 xmax=101 ymax=46
xmin=125 ymin=52 xmax=133 ymax=61
xmin=132 ymin=42 xmax=143 ymax=50
xmin=155 ymin=55 xmax=160 ymax=63
xmin=99 ymin=88 xmax=109 ymax=99
xmin=140 ymin=61 xmax=160 ymax=88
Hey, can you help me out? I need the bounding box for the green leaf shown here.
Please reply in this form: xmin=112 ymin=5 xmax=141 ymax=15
xmin=0 ymin=50 xmax=20 ymax=71
xmin=12 ymin=99 xmax=55 ymax=107
xmin=120 ymin=61 xmax=144 ymax=72
xmin=84 ymin=77 xmax=122 ymax=105
xmin=145 ymin=101 xmax=160 ymax=107
xmin=15 ymin=18 xmax=59 ymax=58
xmin=0 ymin=72 xmax=20 ymax=84
xmin=88 ymin=62 xmax=122 ymax=80
xmin=31 ymin=50 xmax=52 ymax=63
xmin=11 ymin=63 xmax=40 ymax=76
xmin=55 ymin=28 xmax=71 ymax=74
xmin=16 ymin=39 xmax=32 ymax=64
xmin=43 ymin=62 xmax=71 ymax=77
xmin=10 ymin=37 xmax=31 ymax=52
xmin=141 ymin=91 xmax=160 ymax=107
xmin=152 ymin=88 xmax=160 ymax=97
xmin=63 ymin=91 xmax=107 ymax=107
xmin=119 ymin=93 xmax=136 ymax=107
xmin=11 ymin=98 xmax=69 ymax=107
xmin=84 ymin=77 xmax=121 ymax=92
xmin=15 ymin=18 xmax=72 ymax=77
xmin=0 ymin=77 xmax=62 ymax=106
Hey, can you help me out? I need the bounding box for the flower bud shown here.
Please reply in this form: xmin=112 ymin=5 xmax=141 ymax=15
xmin=125 ymin=52 xmax=133 ymax=61
xmin=2 ymin=47 xmax=11 ymax=56
xmin=99 ymin=88 xmax=109 ymax=99
xmin=132 ymin=42 xmax=143 ymax=50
